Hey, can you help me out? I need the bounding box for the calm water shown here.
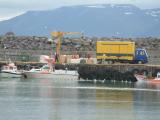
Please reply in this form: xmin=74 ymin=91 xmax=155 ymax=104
xmin=0 ymin=77 xmax=160 ymax=120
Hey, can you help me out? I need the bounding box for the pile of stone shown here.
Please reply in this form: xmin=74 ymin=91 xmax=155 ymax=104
xmin=0 ymin=34 xmax=160 ymax=64
xmin=135 ymin=37 xmax=160 ymax=50
xmin=61 ymin=37 xmax=95 ymax=52
xmin=1 ymin=34 xmax=160 ymax=52
xmin=0 ymin=35 xmax=51 ymax=50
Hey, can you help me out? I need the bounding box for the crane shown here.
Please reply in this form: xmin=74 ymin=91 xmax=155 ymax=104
xmin=51 ymin=31 xmax=83 ymax=62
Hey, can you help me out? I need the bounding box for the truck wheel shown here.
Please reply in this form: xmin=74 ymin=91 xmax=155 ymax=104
xmin=138 ymin=61 xmax=143 ymax=64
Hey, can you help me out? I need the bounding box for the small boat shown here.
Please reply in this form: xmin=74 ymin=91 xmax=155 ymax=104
xmin=0 ymin=63 xmax=22 ymax=78
xmin=22 ymin=64 xmax=78 ymax=79
xmin=148 ymin=72 xmax=160 ymax=84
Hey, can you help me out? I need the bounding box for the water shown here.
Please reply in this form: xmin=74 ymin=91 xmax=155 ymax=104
xmin=0 ymin=77 xmax=160 ymax=120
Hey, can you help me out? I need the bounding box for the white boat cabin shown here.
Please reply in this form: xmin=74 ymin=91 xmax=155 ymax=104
xmin=2 ymin=64 xmax=18 ymax=72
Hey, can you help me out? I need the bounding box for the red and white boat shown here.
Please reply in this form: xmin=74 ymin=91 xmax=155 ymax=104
xmin=148 ymin=72 xmax=160 ymax=84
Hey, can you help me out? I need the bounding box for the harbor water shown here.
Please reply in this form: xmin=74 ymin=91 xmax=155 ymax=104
xmin=0 ymin=77 xmax=160 ymax=120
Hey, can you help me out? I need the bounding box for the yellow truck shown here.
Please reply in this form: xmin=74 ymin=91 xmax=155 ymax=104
xmin=96 ymin=41 xmax=148 ymax=64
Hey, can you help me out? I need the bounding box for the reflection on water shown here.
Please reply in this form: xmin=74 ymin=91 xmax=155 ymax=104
xmin=0 ymin=78 xmax=160 ymax=120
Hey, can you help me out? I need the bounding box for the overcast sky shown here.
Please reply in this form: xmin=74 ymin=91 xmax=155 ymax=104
xmin=0 ymin=0 xmax=160 ymax=21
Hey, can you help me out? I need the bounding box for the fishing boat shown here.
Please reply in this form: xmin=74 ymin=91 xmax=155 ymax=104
xmin=22 ymin=64 xmax=78 ymax=79
xmin=0 ymin=62 xmax=22 ymax=78
xmin=148 ymin=72 xmax=160 ymax=84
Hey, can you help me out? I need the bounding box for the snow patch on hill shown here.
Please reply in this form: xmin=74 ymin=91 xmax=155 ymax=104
xmin=86 ymin=5 xmax=105 ymax=8
xmin=124 ymin=12 xmax=133 ymax=15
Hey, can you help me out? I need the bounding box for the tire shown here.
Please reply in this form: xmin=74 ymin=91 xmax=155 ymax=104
xmin=140 ymin=69 xmax=148 ymax=76
xmin=138 ymin=61 xmax=143 ymax=64
xmin=132 ymin=69 xmax=140 ymax=74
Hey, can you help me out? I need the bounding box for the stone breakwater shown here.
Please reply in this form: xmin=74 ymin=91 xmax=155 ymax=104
xmin=0 ymin=34 xmax=160 ymax=64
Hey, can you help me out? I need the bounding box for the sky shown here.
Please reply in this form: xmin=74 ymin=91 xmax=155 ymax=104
xmin=0 ymin=0 xmax=160 ymax=21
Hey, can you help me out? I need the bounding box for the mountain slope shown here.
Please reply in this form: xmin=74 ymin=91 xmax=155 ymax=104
xmin=0 ymin=4 xmax=160 ymax=37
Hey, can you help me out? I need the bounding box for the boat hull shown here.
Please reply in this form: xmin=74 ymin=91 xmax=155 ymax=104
xmin=148 ymin=78 xmax=160 ymax=84
xmin=0 ymin=72 xmax=22 ymax=78
xmin=150 ymin=81 xmax=160 ymax=84
xmin=22 ymin=70 xmax=78 ymax=79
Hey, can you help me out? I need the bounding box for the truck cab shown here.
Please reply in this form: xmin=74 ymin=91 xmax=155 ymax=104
xmin=135 ymin=48 xmax=148 ymax=64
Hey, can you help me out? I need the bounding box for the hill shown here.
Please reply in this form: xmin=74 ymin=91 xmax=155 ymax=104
xmin=0 ymin=4 xmax=160 ymax=37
